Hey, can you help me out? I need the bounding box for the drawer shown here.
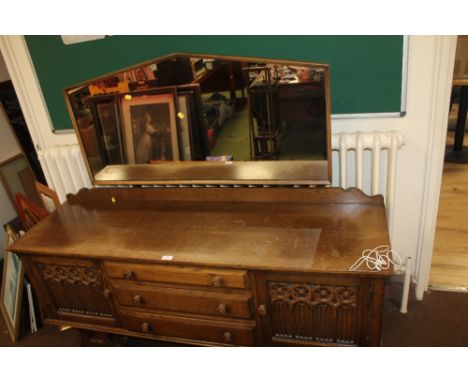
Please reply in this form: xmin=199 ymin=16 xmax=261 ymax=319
xmin=112 ymin=283 xmax=253 ymax=319
xmin=121 ymin=308 xmax=256 ymax=346
xmin=104 ymin=261 xmax=249 ymax=289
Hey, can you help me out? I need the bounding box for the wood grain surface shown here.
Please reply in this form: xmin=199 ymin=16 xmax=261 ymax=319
xmin=430 ymin=161 xmax=468 ymax=288
xmin=10 ymin=187 xmax=391 ymax=276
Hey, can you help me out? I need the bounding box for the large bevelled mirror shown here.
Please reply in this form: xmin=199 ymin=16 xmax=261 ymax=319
xmin=65 ymin=53 xmax=331 ymax=185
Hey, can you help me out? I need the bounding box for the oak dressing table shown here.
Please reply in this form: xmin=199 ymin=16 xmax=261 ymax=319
xmin=10 ymin=187 xmax=391 ymax=346
xmin=9 ymin=54 xmax=393 ymax=346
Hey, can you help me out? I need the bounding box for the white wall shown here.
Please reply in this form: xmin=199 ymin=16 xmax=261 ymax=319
xmin=0 ymin=182 xmax=17 ymax=259
xmin=0 ymin=105 xmax=21 ymax=234
xmin=0 ymin=56 xmax=20 ymax=256
xmin=332 ymin=36 xmax=455 ymax=297
xmin=0 ymin=35 xmax=456 ymax=298
xmin=333 ymin=37 xmax=436 ymax=255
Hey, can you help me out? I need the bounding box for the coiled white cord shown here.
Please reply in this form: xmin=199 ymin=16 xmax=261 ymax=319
xmin=349 ymin=245 xmax=403 ymax=272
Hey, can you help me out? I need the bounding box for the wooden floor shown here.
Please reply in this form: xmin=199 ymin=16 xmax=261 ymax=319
xmin=429 ymin=103 xmax=468 ymax=289
xmin=430 ymin=161 xmax=468 ymax=288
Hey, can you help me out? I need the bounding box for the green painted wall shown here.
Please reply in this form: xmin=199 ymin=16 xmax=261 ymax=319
xmin=25 ymin=35 xmax=404 ymax=131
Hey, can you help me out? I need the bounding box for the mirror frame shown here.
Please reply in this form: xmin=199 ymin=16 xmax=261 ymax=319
xmin=64 ymin=53 xmax=332 ymax=186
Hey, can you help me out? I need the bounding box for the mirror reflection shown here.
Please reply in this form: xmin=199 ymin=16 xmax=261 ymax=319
xmin=66 ymin=54 xmax=330 ymax=179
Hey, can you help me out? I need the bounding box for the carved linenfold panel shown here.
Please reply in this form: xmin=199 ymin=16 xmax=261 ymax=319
xmin=269 ymin=282 xmax=358 ymax=344
xmin=57 ymin=307 xmax=113 ymax=318
xmin=35 ymin=263 xmax=114 ymax=319
xmin=37 ymin=264 xmax=101 ymax=287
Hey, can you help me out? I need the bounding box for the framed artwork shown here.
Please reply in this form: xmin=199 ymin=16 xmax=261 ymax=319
xmin=90 ymin=98 xmax=124 ymax=164
xmin=176 ymin=84 xmax=209 ymax=161
xmin=67 ymin=85 xmax=91 ymax=120
xmin=120 ymin=91 xmax=179 ymax=164
xmin=177 ymin=94 xmax=192 ymax=160
xmin=0 ymin=225 xmax=24 ymax=343
xmin=0 ymin=153 xmax=42 ymax=210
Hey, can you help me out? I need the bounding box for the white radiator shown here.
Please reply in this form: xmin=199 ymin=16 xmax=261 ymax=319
xmin=331 ymin=131 xmax=405 ymax=232
xmin=37 ymin=145 xmax=92 ymax=203
xmin=39 ymin=131 xmax=405 ymax=221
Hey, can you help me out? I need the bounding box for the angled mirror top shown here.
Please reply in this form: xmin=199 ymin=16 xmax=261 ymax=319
xmin=65 ymin=53 xmax=331 ymax=185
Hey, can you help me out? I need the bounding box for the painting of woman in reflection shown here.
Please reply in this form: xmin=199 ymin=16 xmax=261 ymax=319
xmin=130 ymin=104 xmax=173 ymax=163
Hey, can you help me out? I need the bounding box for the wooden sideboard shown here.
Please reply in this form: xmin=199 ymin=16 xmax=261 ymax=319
xmin=9 ymin=187 xmax=392 ymax=346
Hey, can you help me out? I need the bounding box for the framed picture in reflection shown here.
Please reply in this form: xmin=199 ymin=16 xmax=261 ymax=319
xmin=176 ymin=94 xmax=192 ymax=160
xmin=0 ymin=225 xmax=24 ymax=343
xmin=89 ymin=97 xmax=124 ymax=165
xmin=175 ymin=84 xmax=209 ymax=161
xmin=120 ymin=91 xmax=179 ymax=164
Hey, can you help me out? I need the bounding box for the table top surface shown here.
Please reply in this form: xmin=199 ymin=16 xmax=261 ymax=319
xmin=93 ymin=161 xmax=330 ymax=186
xmin=10 ymin=187 xmax=393 ymax=276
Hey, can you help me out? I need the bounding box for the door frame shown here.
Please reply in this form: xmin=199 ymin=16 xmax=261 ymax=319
xmin=414 ymin=36 xmax=458 ymax=299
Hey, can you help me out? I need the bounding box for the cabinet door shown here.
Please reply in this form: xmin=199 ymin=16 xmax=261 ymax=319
xmin=24 ymin=256 xmax=118 ymax=327
xmin=255 ymin=273 xmax=372 ymax=346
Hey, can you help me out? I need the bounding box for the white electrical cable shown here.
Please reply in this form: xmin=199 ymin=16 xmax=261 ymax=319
xmin=349 ymin=245 xmax=403 ymax=272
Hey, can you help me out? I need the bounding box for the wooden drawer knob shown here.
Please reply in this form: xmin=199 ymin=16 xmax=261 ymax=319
xmin=123 ymin=271 xmax=135 ymax=280
xmin=217 ymin=304 xmax=227 ymax=314
xmin=141 ymin=322 xmax=150 ymax=333
xmin=223 ymin=332 xmax=232 ymax=343
xmin=132 ymin=295 xmax=142 ymax=304
xmin=102 ymin=289 xmax=111 ymax=298
xmin=257 ymin=304 xmax=267 ymax=316
xmin=212 ymin=276 xmax=223 ymax=287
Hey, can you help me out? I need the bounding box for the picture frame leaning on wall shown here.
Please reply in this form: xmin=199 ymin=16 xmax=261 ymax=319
xmin=0 ymin=224 xmax=24 ymax=343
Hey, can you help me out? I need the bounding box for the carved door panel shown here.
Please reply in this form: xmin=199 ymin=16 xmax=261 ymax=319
xmin=24 ymin=256 xmax=118 ymax=327
xmin=255 ymin=273 xmax=369 ymax=346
